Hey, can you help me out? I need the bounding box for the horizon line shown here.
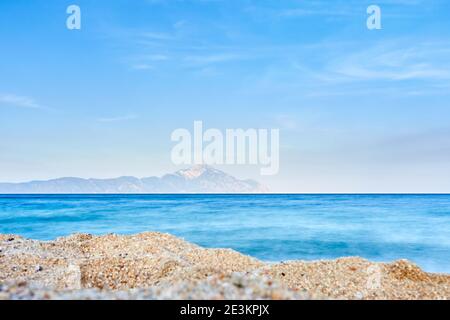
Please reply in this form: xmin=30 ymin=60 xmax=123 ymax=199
xmin=1 ymin=193 xmax=450 ymax=196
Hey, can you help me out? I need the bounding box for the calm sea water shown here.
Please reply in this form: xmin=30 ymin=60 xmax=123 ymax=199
xmin=0 ymin=194 xmax=449 ymax=273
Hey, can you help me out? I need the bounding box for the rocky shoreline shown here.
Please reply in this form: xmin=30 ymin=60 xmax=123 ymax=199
xmin=1 ymin=233 xmax=449 ymax=300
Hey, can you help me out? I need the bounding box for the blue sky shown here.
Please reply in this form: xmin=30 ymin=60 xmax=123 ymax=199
xmin=1 ymin=0 xmax=450 ymax=192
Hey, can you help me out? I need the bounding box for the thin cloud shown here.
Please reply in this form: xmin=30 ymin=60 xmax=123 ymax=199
xmin=141 ymin=31 xmax=174 ymax=41
xmin=278 ymin=8 xmax=356 ymax=18
xmin=173 ymin=20 xmax=187 ymax=29
xmin=326 ymin=41 xmax=450 ymax=82
xmin=126 ymin=54 xmax=169 ymax=71
xmin=184 ymin=53 xmax=242 ymax=65
xmin=144 ymin=54 xmax=169 ymax=61
xmin=97 ymin=114 xmax=138 ymax=123
xmin=0 ymin=93 xmax=46 ymax=109
xmin=247 ymin=0 xmax=434 ymax=21
xmin=131 ymin=64 xmax=154 ymax=70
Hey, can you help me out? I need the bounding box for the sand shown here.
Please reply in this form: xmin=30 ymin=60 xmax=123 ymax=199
xmin=0 ymin=232 xmax=449 ymax=300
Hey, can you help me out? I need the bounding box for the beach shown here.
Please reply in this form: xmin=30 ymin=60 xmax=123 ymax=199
xmin=1 ymin=232 xmax=449 ymax=300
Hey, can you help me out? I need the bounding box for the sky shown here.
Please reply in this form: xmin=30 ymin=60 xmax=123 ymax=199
xmin=0 ymin=0 xmax=450 ymax=192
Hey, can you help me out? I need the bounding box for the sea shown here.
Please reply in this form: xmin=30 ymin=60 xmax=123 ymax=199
xmin=0 ymin=194 xmax=449 ymax=273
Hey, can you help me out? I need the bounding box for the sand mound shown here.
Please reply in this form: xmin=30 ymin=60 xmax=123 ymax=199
xmin=0 ymin=233 xmax=449 ymax=300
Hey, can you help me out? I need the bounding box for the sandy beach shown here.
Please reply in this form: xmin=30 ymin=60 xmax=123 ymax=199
xmin=0 ymin=232 xmax=449 ymax=300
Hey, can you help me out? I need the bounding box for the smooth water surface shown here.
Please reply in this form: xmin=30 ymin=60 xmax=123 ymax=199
xmin=0 ymin=194 xmax=449 ymax=273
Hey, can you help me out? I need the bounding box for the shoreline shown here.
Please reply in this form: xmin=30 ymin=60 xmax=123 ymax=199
xmin=1 ymin=232 xmax=449 ymax=300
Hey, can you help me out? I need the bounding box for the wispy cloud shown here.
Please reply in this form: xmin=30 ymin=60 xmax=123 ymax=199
xmin=131 ymin=64 xmax=154 ymax=70
xmin=140 ymin=31 xmax=174 ymax=41
xmin=144 ymin=54 xmax=169 ymax=61
xmin=239 ymin=37 xmax=450 ymax=99
xmin=127 ymin=54 xmax=169 ymax=71
xmin=173 ymin=20 xmax=187 ymax=30
xmin=325 ymin=41 xmax=450 ymax=82
xmin=102 ymin=0 xmax=450 ymax=83
xmin=246 ymin=0 xmax=436 ymax=21
xmin=278 ymin=8 xmax=356 ymax=18
xmin=184 ymin=53 xmax=242 ymax=66
xmin=0 ymin=93 xmax=46 ymax=109
xmin=97 ymin=114 xmax=138 ymax=123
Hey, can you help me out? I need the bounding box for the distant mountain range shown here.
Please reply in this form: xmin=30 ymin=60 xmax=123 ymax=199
xmin=0 ymin=165 xmax=269 ymax=194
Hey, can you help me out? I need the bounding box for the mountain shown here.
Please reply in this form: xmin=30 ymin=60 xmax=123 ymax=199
xmin=0 ymin=166 xmax=269 ymax=194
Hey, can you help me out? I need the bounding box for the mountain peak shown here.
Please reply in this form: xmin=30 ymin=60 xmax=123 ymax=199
xmin=175 ymin=165 xmax=216 ymax=180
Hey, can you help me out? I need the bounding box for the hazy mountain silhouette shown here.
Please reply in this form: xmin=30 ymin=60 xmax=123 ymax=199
xmin=0 ymin=165 xmax=269 ymax=194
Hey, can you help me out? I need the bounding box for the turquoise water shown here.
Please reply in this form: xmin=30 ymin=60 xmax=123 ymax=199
xmin=0 ymin=194 xmax=449 ymax=273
